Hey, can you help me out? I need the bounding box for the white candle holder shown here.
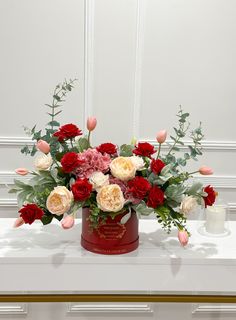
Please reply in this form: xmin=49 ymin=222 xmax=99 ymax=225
xmin=198 ymin=200 xmax=230 ymax=237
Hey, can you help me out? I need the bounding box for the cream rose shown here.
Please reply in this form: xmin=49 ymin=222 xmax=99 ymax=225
xmin=110 ymin=156 xmax=136 ymax=181
xmin=96 ymin=184 xmax=125 ymax=212
xmin=89 ymin=171 xmax=109 ymax=191
xmin=34 ymin=153 xmax=53 ymax=171
xmin=129 ymin=155 xmax=145 ymax=170
xmin=180 ymin=196 xmax=198 ymax=215
xmin=46 ymin=186 xmax=73 ymax=216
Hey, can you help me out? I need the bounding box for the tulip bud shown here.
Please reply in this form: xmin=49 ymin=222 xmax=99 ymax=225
xmin=178 ymin=230 xmax=189 ymax=247
xmin=199 ymin=166 xmax=213 ymax=175
xmin=87 ymin=117 xmax=97 ymax=132
xmin=61 ymin=215 xmax=75 ymax=229
xmin=156 ymin=130 xmax=167 ymax=144
xmin=36 ymin=140 xmax=50 ymax=154
xmin=15 ymin=168 xmax=29 ymax=176
xmin=13 ymin=217 xmax=25 ymax=228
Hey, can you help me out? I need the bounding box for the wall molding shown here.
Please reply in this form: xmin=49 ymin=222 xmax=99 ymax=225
xmin=132 ymin=0 xmax=146 ymax=138
xmin=143 ymin=139 xmax=236 ymax=152
xmin=1 ymin=136 xmax=235 ymax=152
xmin=0 ymin=303 xmax=27 ymax=315
xmin=83 ymin=0 xmax=95 ymax=129
xmin=0 ymin=172 xmax=29 ymax=185
xmin=0 ymin=136 xmax=33 ymax=147
xmin=192 ymin=304 xmax=236 ymax=314
xmin=0 ymin=199 xmax=18 ymax=207
xmin=192 ymin=175 xmax=236 ymax=189
xmin=67 ymin=303 xmax=153 ymax=314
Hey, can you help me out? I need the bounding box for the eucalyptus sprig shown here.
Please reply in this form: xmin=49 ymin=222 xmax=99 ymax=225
xmin=20 ymin=79 xmax=77 ymax=157
xmin=46 ymin=78 xmax=77 ymax=132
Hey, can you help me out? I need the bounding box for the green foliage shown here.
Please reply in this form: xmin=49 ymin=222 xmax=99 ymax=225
xmin=119 ymin=144 xmax=134 ymax=157
xmin=163 ymin=106 xmax=204 ymax=172
xmin=20 ymin=79 xmax=77 ymax=157
xmin=76 ymin=137 xmax=90 ymax=152
xmin=132 ymin=201 xmax=154 ymax=216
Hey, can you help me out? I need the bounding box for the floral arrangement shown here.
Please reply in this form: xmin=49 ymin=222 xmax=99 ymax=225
xmin=10 ymin=79 xmax=216 ymax=246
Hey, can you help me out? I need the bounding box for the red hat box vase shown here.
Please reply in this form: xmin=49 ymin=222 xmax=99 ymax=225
xmin=81 ymin=207 xmax=139 ymax=255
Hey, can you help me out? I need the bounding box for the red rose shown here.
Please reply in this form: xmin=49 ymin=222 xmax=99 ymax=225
xmin=133 ymin=142 xmax=155 ymax=158
xmin=54 ymin=123 xmax=82 ymax=142
xmin=203 ymin=185 xmax=216 ymax=207
xmin=19 ymin=204 xmax=44 ymax=225
xmin=71 ymin=179 xmax=92 ymax=201
xmin=60 ymin=123 xmax=82 ymax=138
xmin=150 ymin=159 xmax=165 ymax=175
xmin=53 ymin=130 xmax=65 ymax=142
xmin=61 ymin=152 xmax=84 ymax=173
xmin=127 ymin=176 xmax=151 ymax=200
xmin=97 ymin=143 xmax=117 ymax=155
xmin=147 ymin=186 xmax=164 ymax=208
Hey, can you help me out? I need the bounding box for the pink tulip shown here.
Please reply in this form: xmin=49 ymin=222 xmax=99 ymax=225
xmin=156 ymin=130 xmax=167 ymax=144
xmin=178 ymin=230 xmax=189 ymax=247
xmin=13 ymin=217 xmax=25 ymax=228
xmin=15 ymin=168 xmax=29 ymax=176
xmin=199 ymin=166 xmax=213 ymax=175
xmin=87 ymin=117 xmax=97 ymax=131
xmin=61 ymin=215 xmax=75 ymax=229
xmin=36 ymin=140 xmax=50 ymax=154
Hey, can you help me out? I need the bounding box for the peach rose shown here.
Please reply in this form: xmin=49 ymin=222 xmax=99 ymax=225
xmin=97 ymin=184 xmax=125 ymax=212
xmin=34 ymin=153 xmax=53 ymax=171
xmin=110 ymin=157 xmax=136 ymax=181
xmin=46 ymin=186 xmax=73 ymax=216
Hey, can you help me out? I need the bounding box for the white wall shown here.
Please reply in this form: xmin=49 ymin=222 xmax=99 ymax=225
xmin=0 ymin=0 xmax=235 ymax=218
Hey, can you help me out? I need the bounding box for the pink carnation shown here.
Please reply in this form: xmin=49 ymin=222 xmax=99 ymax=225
xmin=76 ymin=148 xmax=111 ymax=179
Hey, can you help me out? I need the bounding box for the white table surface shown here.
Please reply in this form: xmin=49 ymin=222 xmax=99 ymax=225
xmin=0 ymin=218 xmax=235 ymax=294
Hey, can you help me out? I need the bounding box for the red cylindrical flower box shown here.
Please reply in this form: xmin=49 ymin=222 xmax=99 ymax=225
xmin=81 ymin=207 xmax=139 ymax=255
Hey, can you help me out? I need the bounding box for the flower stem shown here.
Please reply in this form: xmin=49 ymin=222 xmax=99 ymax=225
xmin=156 ymin=143 xmax=161 ymax=159
xmin=88 ymin=131 xmax=91 ymax=147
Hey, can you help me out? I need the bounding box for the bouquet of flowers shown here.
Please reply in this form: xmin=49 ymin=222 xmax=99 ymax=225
xmin=10 ymin=79 xmax=216 ymax=249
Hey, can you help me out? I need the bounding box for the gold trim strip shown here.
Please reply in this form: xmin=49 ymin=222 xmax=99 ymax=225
xmin=0 ymin=294 xmax=236 ymax=303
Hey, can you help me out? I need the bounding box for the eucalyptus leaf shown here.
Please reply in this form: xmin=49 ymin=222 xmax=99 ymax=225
xmin=187 ymin=181 xmax=203 ymax=195
xmin=165 ymin=184 xmax=187 ymax=203
xmin=119 ymin=144 xmax=133 ymax=157
xmin=77 ymin=137 xmax=90 ymax=152
xmin=120 ymin=209 xmax=131 ymax=224
xmin=133 ymin=202 xmax=154 ymax=216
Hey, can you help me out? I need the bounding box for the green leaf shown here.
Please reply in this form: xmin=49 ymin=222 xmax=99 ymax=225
xmin=41 ymin=214 xmax=53 ymax=225
xmin=8 ymin=188 xmax=20 ymax=194
xmin=45 ymin=104 xmax=53 ymax=108
xmin=119 ymin=144 xmax=133 ymax=157
xmin=21 ymin=145 xmax=31 ymax=155
xmin=53 ymin=214 xmax=63 ymax=221
xmin=32 ymin=130 xmax=42 ymax=140
xmin=160 ymin=164 xmax=172 ymax=176
xmin=30 ymin=144 xmax=38 ymax=156
xmin=53 ymin=94 xmax=61 ymax=101
xmin=155 ymin=205 xmax=170 ymax=222
xmin=54 ymin=110 xmax=62 ymax=117
xmin=17 ymin=190 xmax=30 ymax=207
xmin=187 ymin=181 xmax=203 ymax=195
xmin=77 ymin=137 xmax=90 ymax=152
xmin=47 ymin=120 xmax=60 ymax=127
xmin=133 ymin=201 xmax=154 ymax=216
xmin=165 ymin=184 xmax=186 ymax=203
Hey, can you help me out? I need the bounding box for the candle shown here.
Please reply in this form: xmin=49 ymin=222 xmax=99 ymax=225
xmin=205 ymin=206 xmax=226 ymax=234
